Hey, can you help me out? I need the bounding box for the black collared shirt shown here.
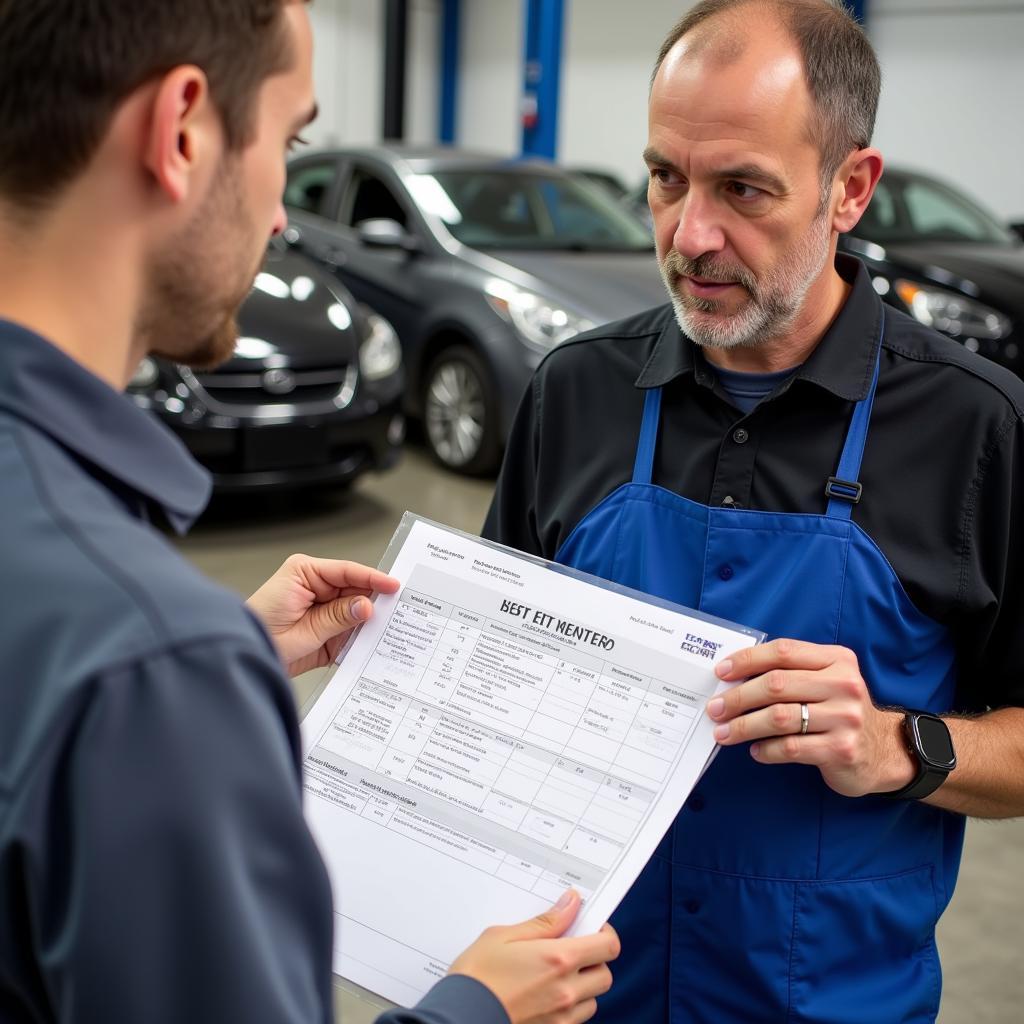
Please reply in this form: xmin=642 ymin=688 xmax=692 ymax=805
xmin=484 ymin=256 xmax=1024 ymax=710
xmin=0 ymin=321 xmax=507 ymax=1024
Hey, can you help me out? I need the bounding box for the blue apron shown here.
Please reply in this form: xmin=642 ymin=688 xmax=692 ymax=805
xmin=556 ymin=325 xmax=964 ymax=1023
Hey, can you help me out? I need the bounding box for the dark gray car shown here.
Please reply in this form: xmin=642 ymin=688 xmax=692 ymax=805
xmin=283 ymin=146 xmax=665 ymax=474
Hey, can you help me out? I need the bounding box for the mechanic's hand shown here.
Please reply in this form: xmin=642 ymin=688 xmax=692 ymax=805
xmin=448 ymin=890 xmax=619 ymax=1024
xmin=247 ymin=554 xmax=400 ymax=677
xmin=708 ymin=638 xmax=915 ymax=797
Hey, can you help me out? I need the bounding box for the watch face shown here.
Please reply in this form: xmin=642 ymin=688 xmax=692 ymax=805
xmin=916 ymin=715 xmax=955 ymax=768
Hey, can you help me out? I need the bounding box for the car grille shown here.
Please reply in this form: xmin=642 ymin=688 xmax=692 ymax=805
xmin=181 ymin=365 xmax=359 ymax=418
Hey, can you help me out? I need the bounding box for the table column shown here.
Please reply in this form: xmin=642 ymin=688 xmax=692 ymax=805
xmin=620 ymin=679 xmax=700 ymax=775
xmin=531 ymin=757 xmax=602 ymax=834
xmin=319 ymin=681 xmax=410 ymax=769
xmin=360 ymin=793 xmax=400 ymax=829
xmin=450 ymin=627 xmax=555 ymax=734
xmin=523 ymin=658 xmax=598 ymax=753
xmin=361 ymin=591 xmax=449 ymax=693
xmin=564 ymin=664 xmax=645 ymax=769
xmin=376 ymin=696 xmax=441 ymax=780
xmin=580 ymin=775 xmax=654 ymax=847
xmin=416 ymin=607 xmax=483 ymax=707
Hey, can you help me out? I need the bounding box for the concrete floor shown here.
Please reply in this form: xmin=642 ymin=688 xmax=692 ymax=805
xmin=177 ymin=447 xmax=1024 ymax=1023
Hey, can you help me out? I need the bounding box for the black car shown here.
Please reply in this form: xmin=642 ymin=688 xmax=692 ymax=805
xmin=128 ymin=242 xmax=405 ymax=491
xmin=283 ymin=146 xmax=665 ymax=474
xmin=838 ymin=167 xmax=1024 ymax=374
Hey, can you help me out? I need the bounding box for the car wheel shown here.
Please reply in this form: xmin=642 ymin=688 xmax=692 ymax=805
xmin=423 ymin=345 xmax=500 ymax=475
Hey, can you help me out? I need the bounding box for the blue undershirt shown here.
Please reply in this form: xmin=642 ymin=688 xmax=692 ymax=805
xmin=714 ymin=364 xmax=795 ymax=414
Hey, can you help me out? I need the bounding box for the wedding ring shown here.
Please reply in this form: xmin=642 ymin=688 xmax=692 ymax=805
xmin=799 ymin=703 xmax=810 ymax=735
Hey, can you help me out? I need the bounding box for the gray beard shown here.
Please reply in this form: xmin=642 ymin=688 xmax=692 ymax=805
xmin=659 ymin=213 xmax=832 ymax=350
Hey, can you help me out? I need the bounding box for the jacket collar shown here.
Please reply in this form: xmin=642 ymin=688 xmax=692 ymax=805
xmin=0 ymin=320 xmax=211 ymax=534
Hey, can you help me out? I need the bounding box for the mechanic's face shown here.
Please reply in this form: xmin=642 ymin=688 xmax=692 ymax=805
xmin=647 ymin=16 xmax=835 ymax=350
xmin=145 ymin=3 xmax=316 ymax=369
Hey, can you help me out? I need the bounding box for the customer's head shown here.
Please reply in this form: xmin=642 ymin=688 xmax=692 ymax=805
xmin=647 ymin=0 xmax=882 ymax=350
xmin=0 ymin=0 xmax=316 ymax=368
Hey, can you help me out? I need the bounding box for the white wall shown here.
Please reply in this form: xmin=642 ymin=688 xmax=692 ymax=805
xmin=304 ymin=0 xmax=1024 ymax=224
xmin=555 ymin=0 xmax=1024 ymax=221
xmin=456 ymin=0 xmax=523 ymax=155
xmin=305 ymin=0 xmax=440 ymax=149
xmin=560 ymin=0 xmax=684 ymax=188
xmin=871 ymin=0 xmax=1024 ymax=221
xmin=407 ymin=0 xmax=443 ymax=144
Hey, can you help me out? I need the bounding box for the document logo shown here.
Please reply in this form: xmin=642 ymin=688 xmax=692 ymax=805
xmin=681 ymin=633 xmax=724 ymax=661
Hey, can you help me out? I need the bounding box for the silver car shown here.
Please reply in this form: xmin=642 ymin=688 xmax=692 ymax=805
xmin=283 ymin=146 xmax=665 ymax=474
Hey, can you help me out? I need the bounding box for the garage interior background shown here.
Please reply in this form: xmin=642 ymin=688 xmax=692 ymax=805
xmin=180 ymin=1 xmax=1024 ymax=1022
xmin=304 ymin=0 xmax=1024 ymax=222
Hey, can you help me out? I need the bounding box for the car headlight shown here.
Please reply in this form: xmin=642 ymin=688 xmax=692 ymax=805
xmin=128 ymin=356 xmax=159 ymax=390
xmin=359 ymin=311 xmax=402 ymax=380
xmin=484 ymin=279 xmax=595 ymax=351
xmin=894 ymin=280 xmax=1011 ymax=342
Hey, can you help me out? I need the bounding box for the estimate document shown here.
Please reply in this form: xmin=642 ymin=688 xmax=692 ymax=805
xmin=301 ymin=515 xmax=763 ymax=1007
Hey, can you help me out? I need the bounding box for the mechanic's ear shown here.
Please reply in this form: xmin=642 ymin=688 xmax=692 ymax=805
xmin=144 ymin=65 xmax=214 ymax=204
xmin=832 ymin=147 xmax=883 ymax=235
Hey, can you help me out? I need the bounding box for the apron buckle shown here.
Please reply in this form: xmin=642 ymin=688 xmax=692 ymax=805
xmin=825 ymin=476 xmax=863 ymax=504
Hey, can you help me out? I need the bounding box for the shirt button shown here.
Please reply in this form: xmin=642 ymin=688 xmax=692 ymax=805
xmin=732 ymin=427 xmax=749 ymax=444
xmin=684 ymin=899 xmax=701 ymax=914
xmin=719 ymin=564 xmax=734 ymax=581
xmin=721 ymin=495 xmax=736 ymax=508
xmin=688 ymin=794 xmax=705 ymax=812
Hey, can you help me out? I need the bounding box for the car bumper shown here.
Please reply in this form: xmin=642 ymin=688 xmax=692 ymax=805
xmin=159 ymin=400 xmax=405 ymax=492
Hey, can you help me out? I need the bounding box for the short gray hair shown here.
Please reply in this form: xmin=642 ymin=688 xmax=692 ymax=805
xmin=653 ymin=0 xmax=881 ymax=199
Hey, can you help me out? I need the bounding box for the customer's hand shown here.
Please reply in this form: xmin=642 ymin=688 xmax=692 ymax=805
xmin=247 ymin=554 xmax=399 ymax=677
xmin=448 ymin=890 xmax=619 ymax=1024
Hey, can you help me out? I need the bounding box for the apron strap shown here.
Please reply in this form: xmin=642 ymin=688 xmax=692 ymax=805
xmin=633 ymin=387 xmax=662 ymax=485
xmin=826 ymin=312 xmax=885 ymax=520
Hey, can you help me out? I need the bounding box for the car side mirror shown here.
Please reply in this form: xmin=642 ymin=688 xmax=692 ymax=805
xmin=1009 ymin=221 xmax=1024 ymax=243
xmin=358 ymin=218 xmax=420 ymax=253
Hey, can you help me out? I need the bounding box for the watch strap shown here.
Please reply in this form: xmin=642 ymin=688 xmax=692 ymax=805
xmin=881 ymin=711 xmax=955 ymax=801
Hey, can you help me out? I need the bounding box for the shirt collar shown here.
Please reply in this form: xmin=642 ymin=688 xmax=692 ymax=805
xmin=0 ymin=320 xmax=211 ymax=534
xmin=635 ymin=254 xmax=883 ymax=402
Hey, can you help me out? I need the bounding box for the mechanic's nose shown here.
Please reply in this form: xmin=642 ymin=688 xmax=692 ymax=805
xmin=672 ymin=193 xmax=726 ymax=260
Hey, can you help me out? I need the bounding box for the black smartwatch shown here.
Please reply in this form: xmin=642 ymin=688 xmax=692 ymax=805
xmin=883 ymin=710 xmax=956 ymax=800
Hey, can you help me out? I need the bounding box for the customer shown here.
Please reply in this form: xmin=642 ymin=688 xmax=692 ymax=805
xmin=0 ymin=3 xmax=617 ymax=1022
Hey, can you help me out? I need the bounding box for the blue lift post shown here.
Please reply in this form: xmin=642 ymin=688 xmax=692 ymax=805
xmin=521 ymin=0 xmax=566 ymax=161
xmin=439 ymin=0 xmax=460 ymax=144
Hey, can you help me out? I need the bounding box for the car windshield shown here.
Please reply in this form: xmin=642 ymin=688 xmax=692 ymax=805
xmin=407 ymin=169 xmax=654 ymax=252
xmin=850 ymin=172 xmax=1016 ymax=246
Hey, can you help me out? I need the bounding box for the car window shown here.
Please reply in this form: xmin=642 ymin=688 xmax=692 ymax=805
xmin=850 ymin=172 xmax=1013 ymax=246
xmin=340 ymin=169 xmax=408 ymax=229
xmin=284 ymin=161 xmax=336 ymax=216
xmin=903 ymin=180 xmax=993 ymax=242
xmin=856 ymin=179 xmax=898 ymax=235
xmin=420 ymin=170 xmax=653 ymax=251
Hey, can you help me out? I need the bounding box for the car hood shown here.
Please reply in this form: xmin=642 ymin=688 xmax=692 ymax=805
xmin=484 ymin=249 xmax=668 ymax=324
xmin=226 ymin=247 xmax=363 ymax=370
xmin=878 ymin=241 xmax=1024 ymax=314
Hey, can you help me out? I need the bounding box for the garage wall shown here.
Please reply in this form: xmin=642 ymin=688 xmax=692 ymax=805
xmin=559 ymin=0 xmax=680 ymax=190
xmin=305 ymin=0 xmax=440 ymax=149
xmin=871 ymin=0 xmax=1024 ymax=222
xmin=302 ymin=0 xmax=1024 ymax=224
xmin=554 ymin=0 xmax=1024 ymax=220
xmin=456 ymin=0 xmax=523 ymax=155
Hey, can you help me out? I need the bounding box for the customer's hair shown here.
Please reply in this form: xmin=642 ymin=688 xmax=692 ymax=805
xmin=0 ymin=0 xmax=301 ymax=211
xmin=653 ymin=0 xmax=881 ymax=189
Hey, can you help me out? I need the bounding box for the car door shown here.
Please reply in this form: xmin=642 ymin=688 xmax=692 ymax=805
xmin=289 ymin=158 xmax=427 ymax=349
